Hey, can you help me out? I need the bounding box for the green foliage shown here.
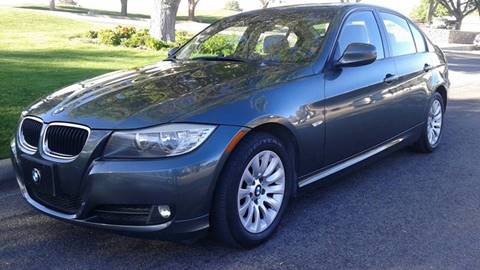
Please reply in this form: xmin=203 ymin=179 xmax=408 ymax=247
xmin=224 ymin=0 xmax=241 ymax=11
xmin=199 ymin=35 xmax=238 ymax=56
xmin=98 ymin=26 xmax=137 ymax=46
xmin=88 ymin=26 xmax=192 ymax=51
xmin=0 ymin=8 xmax=164 ymax=159
xmin=411 ymin=0 xmax=449 ymax=23
xmin=121 ymin=29 xmax=149 ymax=48
xmin=114 ymin=25 xmax=136 ymax=39
xmin=174 ymin=31 xmax=194 ymax=48
xmin=145 ymin=37 xmax=169 ymax=50
xmin=98 ymin=29 xmax=121 ymax=45
xmin=86 ymin=30 xmax=98 ymax=39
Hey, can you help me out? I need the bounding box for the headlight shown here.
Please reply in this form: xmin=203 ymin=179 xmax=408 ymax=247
xmin=104 ymin=124 xmax=216 ymax=158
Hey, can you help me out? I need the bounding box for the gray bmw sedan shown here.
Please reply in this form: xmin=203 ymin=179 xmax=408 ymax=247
xmin=11 ymin=3 xmax=449 ymax=247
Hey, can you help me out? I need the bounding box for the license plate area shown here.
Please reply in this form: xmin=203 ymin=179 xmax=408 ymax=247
xmin=21 ymin=156 xmax=56 ymax=197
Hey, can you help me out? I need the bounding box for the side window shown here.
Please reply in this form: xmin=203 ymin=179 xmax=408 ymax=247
xmin=380 ymin=12 xmax=416 ymax=56
xmin=409 ymin=22 xmax=427 ymax=53
xmin=337 ymin=11 xmax=384 ymax=60
xmin=253 ymin=25 xmax=297 ymax=56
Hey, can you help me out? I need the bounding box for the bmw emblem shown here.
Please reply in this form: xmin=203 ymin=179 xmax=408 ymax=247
xmin=32 ymin=168 xmax=41 ymax=183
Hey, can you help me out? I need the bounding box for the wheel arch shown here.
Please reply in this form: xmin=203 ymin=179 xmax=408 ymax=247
xmin=214 ymin=120 xmax=300 ymax=201
xmin=249 ymin=122 xmax=300 ymax=177
xmin=435 ymin=84 xmax=448 ymax=109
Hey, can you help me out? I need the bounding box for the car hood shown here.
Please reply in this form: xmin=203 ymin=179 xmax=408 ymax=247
xmin=25 ymin=60 xmax=311 ymax=129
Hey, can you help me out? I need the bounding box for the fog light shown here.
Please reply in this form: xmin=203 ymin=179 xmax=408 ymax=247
xmin=158 ymin=205 xmax=171 ymax=219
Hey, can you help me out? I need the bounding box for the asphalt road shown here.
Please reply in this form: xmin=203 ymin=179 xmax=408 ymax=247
xmin=1 ymin=51 xmax=480 ymax=270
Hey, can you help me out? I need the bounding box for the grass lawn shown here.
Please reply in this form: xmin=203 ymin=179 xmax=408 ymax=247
xmin=0 ymin=8 xmax=166 ymax=159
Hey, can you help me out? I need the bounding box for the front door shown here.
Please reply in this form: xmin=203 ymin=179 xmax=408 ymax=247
xmin=324 ymin=10 xmax=398 ymax=165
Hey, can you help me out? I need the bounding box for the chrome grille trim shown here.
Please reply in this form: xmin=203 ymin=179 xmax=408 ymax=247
xmin=42 ymin=122 xmax=91 ymax=160
xmin=17 ymin=116 xmax=44 ymax=155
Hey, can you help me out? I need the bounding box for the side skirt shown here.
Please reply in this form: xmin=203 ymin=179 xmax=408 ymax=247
xmin=297 ymin=124 xmax=422 ymax=188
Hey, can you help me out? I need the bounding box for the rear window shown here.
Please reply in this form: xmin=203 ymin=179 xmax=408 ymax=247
xmin=409 ymin=23 xmax=427 ymax=53
xmin=380 ymin=12 xmax=416 ymax=57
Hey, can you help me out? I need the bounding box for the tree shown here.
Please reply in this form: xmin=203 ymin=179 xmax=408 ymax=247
xmin=120 ymin=0 xmax=128 ymax=16
xmin=411 ymin=0 xmax=448 ymax=23
xmin=259 ymin=0 xmax=270 ymax=9
xmin=49 ymin=0 xmax=55 ymax=10
xmin=150 ymin=0 xmax=181 ymax=42
xmin=436 ymin=0 xmax=479 ymax=29
xmin=188 ymin=0 xmax=200 ymax=21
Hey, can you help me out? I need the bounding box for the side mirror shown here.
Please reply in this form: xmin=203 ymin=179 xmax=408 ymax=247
xmin=167 ymin=47 xmax=179 ymax=58
xmin=335 ymin=43 xmax=377 ymax=68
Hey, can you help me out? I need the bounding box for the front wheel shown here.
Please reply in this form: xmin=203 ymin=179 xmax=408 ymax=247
xmin=212 ymin=132 xmax=293 ymax=248
xmin=413 ymin=92 xmax=445 ymax=152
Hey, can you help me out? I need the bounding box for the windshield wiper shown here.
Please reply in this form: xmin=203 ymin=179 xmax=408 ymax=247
xmin=164 ymin=56 xmax=178 ymax=62
xmin=189 ymin=56 xmax=248 ymax=63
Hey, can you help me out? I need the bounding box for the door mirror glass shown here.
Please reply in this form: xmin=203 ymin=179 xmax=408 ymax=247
xmin=335 ymin=43 xmax=377 ymax=68
xmin=167 ymin=47 xmax=179 ymax=58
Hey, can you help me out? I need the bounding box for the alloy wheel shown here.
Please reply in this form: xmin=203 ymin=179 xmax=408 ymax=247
xmin=237 ymin=150 xmax=285 ymax=234
xmin=427 ymin=99 xmax=443 ymax=146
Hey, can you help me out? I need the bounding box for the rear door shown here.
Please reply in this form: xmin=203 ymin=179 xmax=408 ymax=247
xmin=324 ymin=10 xmax=398 ymax=164
xmin=378 ymin=12 xmax=430 ymax=130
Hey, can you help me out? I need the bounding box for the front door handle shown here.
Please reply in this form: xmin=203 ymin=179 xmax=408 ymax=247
xmin=384 ymin=74 xmax=398 ymax=84
xmin=423 ymin=63 xmax=432 ymax=72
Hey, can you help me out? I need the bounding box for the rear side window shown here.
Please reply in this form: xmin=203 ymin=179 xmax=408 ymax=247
xmin=380 ymin=12 xmax=416 ymax=56
xmin=337 ymin=11 xmax=384 ymax=60
xmin=409 ymin=23 xmax=427 ymax=53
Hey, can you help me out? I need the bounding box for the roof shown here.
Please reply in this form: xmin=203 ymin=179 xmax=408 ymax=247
xmin=229 ymin=3 xmax=403 ymax=21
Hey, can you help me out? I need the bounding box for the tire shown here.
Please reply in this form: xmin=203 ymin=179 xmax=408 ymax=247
xmin=413 ymin=92 xmax=445 ymax=153
xmin=211 ymin=132 xmax=294 ymax=248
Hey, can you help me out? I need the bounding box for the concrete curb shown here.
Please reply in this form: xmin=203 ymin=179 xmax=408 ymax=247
xmin=0 ymin=159 xmax=14 ymax=184
xmin=440 ymin=44 xmax=475 ymax=51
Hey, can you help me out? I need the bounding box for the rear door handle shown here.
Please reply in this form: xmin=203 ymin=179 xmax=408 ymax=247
xmin=423 ymin=63 xmax=432 ymax=72
xmin=384 ymin=74 xmax=398 ymax=84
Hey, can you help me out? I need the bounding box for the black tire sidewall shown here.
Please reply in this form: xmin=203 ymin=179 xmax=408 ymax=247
xmin=223 ymin=133 xmax=293 ymax=247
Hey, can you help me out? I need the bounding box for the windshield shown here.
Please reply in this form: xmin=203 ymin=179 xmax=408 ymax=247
xmin=175 ymin=9 xmax=339 ymax=64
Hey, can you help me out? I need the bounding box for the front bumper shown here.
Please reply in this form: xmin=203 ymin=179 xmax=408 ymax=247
xmin=12 ymin=125 xmax=244 ymax=239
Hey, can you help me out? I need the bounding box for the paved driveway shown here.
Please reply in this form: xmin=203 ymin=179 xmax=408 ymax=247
xmin=1 ymin=51 xmax=479 ymax=270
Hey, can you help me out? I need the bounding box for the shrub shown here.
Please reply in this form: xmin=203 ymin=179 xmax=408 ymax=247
xmin=86 ymin=25 xmax=191 ymax=51
xmin=98 ymin=29 xmax=121 ymax=45
xmin=200 ymin=35 xmax=238 ymax=56
xmin=86 ymin=30 xmax=98 ymax=39
xmin=98 ymin=26 xmax=136 ymax=46
xmin=122 ymin=29 xmax=149 ymax=48
xmin=174 ymin=31 xmax=193 ymax=48
xmin=145 ymin=36 xmax=169 ymax=50
xmin=114 ymin=25 xmax=136 ymax=39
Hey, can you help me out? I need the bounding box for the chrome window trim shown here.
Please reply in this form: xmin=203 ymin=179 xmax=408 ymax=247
xmin=17 ymin=116 xmax=44 ymax=155
xmin=298 ymin=137 xmax=404 ymax=188
xmin=42 ymin=122 xmax=91 ymax=161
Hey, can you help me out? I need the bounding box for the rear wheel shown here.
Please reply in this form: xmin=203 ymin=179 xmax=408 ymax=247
xmin=212 ymin=132 xmax=293 ymax=248
xmin=413 ymin=92 xmax=445 ymax=152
